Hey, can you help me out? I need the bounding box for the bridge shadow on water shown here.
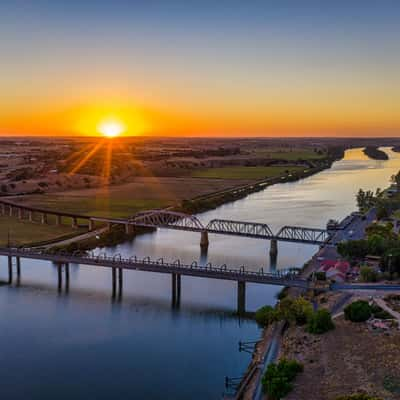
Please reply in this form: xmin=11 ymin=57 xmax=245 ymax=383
xmin=0 ymin=278 xmax=256 ymax=322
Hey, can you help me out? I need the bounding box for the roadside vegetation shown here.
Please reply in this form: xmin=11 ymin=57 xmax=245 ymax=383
xmin=255 ymin=296 xmax=334 ymax=333
xmin=191 ymin=165 xmax=304 ymax=180
xmin=262 ymin=359 xmax=303 ymax=399
xmin=336 ymin=395 xmax=383 ymax=400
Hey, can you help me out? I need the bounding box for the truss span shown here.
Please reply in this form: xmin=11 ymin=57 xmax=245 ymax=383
xmin=129 ymin=210 xmax=205 ymax=231
xmin=206 ymin=219 xmax=274 ymax=238
xmin=275 ymin=225 xmax=331 ymax=244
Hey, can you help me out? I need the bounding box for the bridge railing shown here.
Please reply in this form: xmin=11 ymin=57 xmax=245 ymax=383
xmin=0 ymin=247 xmax=307 ymax=283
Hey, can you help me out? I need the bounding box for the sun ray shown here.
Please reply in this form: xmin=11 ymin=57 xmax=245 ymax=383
xmin=68 ymin=140 xmax=105 ymax=176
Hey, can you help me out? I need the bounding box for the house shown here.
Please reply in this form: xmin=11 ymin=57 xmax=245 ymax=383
xmin=318 ymin=260 xmax=350 ymax=283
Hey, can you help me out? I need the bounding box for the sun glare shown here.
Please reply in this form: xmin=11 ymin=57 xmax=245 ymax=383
xmin=98 ymin=120 xmax=125 ymax=138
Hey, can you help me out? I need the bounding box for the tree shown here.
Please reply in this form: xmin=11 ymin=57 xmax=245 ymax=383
xmin=344 ymin=300 xmax=372 ymax=322
xmin=276 ymin=296 xmax=313 ymax=326
xmin=307 ymin=309 xmax=335 ymax=334
xmin=255 ymin=305 xmax=278 ymax=327
xmin=262 ymin=359 xmax=303 ymax=399
xmin=360 ymin=266 xmax=378 ymax=282
xmin=391 ymin=170 xmax=400 ymax=188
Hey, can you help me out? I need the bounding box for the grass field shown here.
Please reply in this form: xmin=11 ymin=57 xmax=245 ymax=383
xmin=0 ymin=215 xmax=85 ymax=246
xmin=191 ymin=166 xmax=305 ymax=180
xmin=14 ymin=177 xmax=253 ymax=218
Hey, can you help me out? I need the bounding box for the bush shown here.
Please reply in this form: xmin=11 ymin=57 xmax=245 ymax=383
xmin=315 ymin=271 xmax=326 ymax=281
xmin=262 ymin=359 xmax=303 ymax=399
xmin=255 ymin=305 xmax=278 ymax=327
xmin=344 ymin=300 xmax=372 ymax=322
xmin=307 ymin=309 xmax=335 ymax=334
xmin=277 ymin=297 xmax=313 ymax=326
xmin=360 ymin=266 xmax=378 ymax=282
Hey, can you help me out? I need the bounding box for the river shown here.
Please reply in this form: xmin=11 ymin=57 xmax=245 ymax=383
xmin=0 ymin=147 xmax=399 ymax=399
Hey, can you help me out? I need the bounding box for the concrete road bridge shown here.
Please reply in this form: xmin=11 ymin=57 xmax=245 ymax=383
xmin=0 ymin=199 xmax=332 ymax=255
xmin=0 ymin=247 xmax=308 ymax=313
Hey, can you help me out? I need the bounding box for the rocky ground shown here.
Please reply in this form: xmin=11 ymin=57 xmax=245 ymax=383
xmin=280 ymin=316 xmax=400 ymax=400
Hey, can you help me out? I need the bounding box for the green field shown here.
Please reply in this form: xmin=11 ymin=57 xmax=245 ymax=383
xmin=0 ymin=215 xmax=85 ymax=247
xmin=191 ymin=166 xmax=305 ymax=180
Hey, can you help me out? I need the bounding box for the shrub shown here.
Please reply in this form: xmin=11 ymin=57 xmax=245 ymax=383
xmin=315 ymin=271 xmax=326 ymax=281
xmin=262 ymin=359 xmax=303 ymax=399
xmin=360 ymin=266 xmax=378 ymax=282
xmin=344 ymin=300 xmax=372 ymax=322
xmin=255 ymin=305 xmax=278 ymax=327
xmin=277 ymin=296 xmax=313 ymax=326
xmin=307 ymin=309 xmax=335 ymax=334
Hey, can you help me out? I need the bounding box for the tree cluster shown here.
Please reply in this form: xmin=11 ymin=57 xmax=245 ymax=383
xmin=262 ymin=359 xmax=303 ymax=399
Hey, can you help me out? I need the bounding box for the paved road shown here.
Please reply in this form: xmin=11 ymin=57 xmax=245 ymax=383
xmin=332 ymin=283 xmax=400 ymax=291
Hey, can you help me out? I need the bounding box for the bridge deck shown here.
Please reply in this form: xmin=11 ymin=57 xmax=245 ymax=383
xmin=0 ymin=248 xmax=309 ymax=288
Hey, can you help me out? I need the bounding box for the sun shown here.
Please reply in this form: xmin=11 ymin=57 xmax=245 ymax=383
xmin=97 ymin=119 xmax=125 ymax=138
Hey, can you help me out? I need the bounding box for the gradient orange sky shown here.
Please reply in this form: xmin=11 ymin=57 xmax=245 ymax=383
xmin=1 ymin=1 xmax=399 ymax=137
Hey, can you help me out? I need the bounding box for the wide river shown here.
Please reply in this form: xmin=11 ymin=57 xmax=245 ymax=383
xmin=1 ymin=147 xmax=399 ymax=399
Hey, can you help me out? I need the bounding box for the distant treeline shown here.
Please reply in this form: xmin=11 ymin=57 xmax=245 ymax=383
xmin=392 ymin=146 xmax=400 ymax=153
xmin=363 ymin=146 xmax=389 ymax=160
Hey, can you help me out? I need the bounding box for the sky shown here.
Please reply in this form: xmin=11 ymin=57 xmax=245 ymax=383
xmin=0 ymin=0 xmax=399 ymax=137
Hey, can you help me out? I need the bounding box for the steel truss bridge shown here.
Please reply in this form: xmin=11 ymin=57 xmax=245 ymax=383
xmin=128 ymin=210 xmax=331 ymax=245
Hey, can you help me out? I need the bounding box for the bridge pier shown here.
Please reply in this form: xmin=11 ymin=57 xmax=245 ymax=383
xmin=237 ymin=281 xmax=246 ymax=315
xmin=89 ymin=219 xmax=95 ymax=231
xmin=28 ymin=210 xmax=33 ymax=222
xmin=56 ymin=215 xmax=61 ymax=226
xmin=18 ymin=207 xmax=23 ymax=220
xmin=125 ymin=223 xmax=134 ymax=235
xmin=8 ymin=256 xmax=13 ymax=284
xmin=16 ymin=256 xmax=21 ymax=280
xmin=200 ymin=230 xmax=209 ymax=249
xmin=9 ymin=206 xmax=13 ymax=217
xmin=65 ymin=263 xmax=69 ymax=291
xmin=0 ymin=203 xmax=4 ymax=215
xmin=57 ymin=263 xmax=62 ymax=291
xmin=41 ymin=213 xmax=47 ymax=225
xmin=269 ymin=239 xmax=278 ymax=258
xmin=171 ymin=273 xmax=181 ymax=308
xmin=72 ymin=217 xmax=78 ymax=228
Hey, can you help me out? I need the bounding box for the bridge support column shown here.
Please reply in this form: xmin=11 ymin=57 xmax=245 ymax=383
xmin=16 ymin=256 xmax=21 ymax=280
xmin=28 ymin=210 xmax=33 ymax=222
xmin=8 ymin=256 xmax=13 ymax=284
xmin=269 ymin=239 xmax=278 ymax=258
xmin=17 ymin=208 xmax=23 ymax=220
xmin=0 ymin=203 xmax=4 ymax=215
xmin=41 ymin=213 xmax=47 ymax=224
xmin=118 ymin=268 xmax=123 ymax=296
xmin=112 ymin=267 xmax=117 ymax=297
xmin=9 ymin=206 xmax=13 ymax=217
xmin=237 ymin=281 xmax=246 ymax=315
xmin=200 ymin=230 xmax=209 ymax=249
xmin=57 ymin=263 xmax=62 ymax=291
xmin=125 ymin=223 xmax=134 ymax=235
xmin=171 ymin=273 xmax=181 ymax=308
xmin=72 ymin=217 xmax=78 ymax=228
xmin=55 ymin=215 xmax=61 ymax=226
xmin=107 ymin=223 xmax=112 ymax=232
xmin=65 ymin=263 xmax=69 ymax=291
xmin=89 ymin=219 xmax=95 ymax=231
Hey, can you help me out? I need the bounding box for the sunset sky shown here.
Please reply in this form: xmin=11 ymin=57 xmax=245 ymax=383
xmin=1 ymin=1 xmax=399 ymax=137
